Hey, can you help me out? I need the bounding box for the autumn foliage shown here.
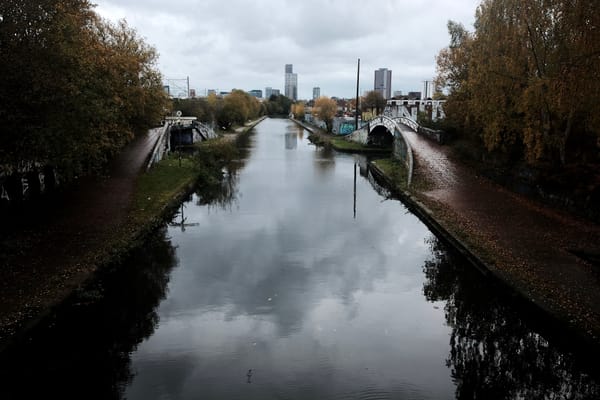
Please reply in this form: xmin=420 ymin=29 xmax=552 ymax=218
xmin=436 ymin=0 xmax=600 ymax=168
xmin=0 ymin=0 xmax=169 ymax=179
xmin=313 ymin=96 xmax=337 ymax=132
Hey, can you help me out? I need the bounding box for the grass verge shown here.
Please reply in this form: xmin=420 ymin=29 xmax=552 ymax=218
xmin=130 ymin=155 xmax=197 ymax=226
xmin=371 ymin=158 xmax=408 ymax=191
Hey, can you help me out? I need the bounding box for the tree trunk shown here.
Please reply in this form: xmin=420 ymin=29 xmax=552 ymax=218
xmin=560 ymin=108 xmax=575 ymax=166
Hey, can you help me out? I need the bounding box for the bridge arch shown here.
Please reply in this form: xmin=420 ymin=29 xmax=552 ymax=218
xmin=342 ymin=115 xmax=415 ymax=186
xmin=367 ymin=115 xmax=414 ymax=186
xmin=367 ymin=125 xmax=394 ymax=147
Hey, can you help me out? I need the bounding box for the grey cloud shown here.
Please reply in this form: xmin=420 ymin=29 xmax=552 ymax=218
xmin=96 ymin=0 xmax=477 ymax=98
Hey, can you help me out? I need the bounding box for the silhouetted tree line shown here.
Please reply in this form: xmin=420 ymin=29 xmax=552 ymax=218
xmin=0 ymin=0 xmax=169 ymax=181
xmin=422 ymin=236 xmax=600 ymax=399
xmin=436 ymin=0 xmax=599 ymax=204
xmin=0 ymin=229 xmax=177 ymax=399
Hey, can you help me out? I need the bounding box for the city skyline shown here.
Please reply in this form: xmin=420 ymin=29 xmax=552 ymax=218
xmin=93 ymin=0 xmax=479 ymax=99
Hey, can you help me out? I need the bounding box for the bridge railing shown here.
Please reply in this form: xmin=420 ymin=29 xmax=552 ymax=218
xmin=393 ymin=117 xmax=420 ymax=133
xmin=146 ymin=122 xmax=170 ymax=171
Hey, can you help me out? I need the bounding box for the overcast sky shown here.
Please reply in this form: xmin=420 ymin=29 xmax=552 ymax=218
xmin=94 ymin=0 xmax=480 ymax=99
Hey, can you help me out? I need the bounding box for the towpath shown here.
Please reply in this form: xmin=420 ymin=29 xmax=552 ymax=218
xmin=0 ymin=127 xmax=162 ymax=344
xmin=398 ymin=124 xmax=600 ymax=343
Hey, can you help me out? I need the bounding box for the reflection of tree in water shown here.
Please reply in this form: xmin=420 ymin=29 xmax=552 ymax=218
xmin=422 ymin=236 xmax=600 ymax=399
xmin=194 ymin=167 xmax=240 ymax=211
xmin=312 ymin=146 xmax=335 ymax=175
xmin=194 ymin=133 xmax=251 ymax=210
xmin=0 ymin=229 xmax=177 ymax=399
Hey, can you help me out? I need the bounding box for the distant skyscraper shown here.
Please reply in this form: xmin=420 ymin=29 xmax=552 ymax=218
xmin=249 ymin=89 xmax=262 ymax=98
xmin=423 ymin=80 xmax=437 ymax=99
xmin=313 ymin=87 xmax=320 ymax=100
xmin=374 ymin=68 xmax=392 ymax=99
xmin=285 ymin=64 xmax=298 ymax=101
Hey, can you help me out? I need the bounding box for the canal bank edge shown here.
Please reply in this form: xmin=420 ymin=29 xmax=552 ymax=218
xmin=291 ymin=118 xmax=391 ymax=154
xmin=0 ymin=117 xmax=267 ymax=353
xmin=367 ymin=161 xmax=600 ymax=356
xmin=292 ymin=115 xmax=599 ymax=353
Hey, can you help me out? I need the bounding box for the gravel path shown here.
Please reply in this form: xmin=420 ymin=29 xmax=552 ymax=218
xmin=399 ymin=124 xmax=600 ymax=341
xmin=0 ymin=128 xmax=162 ymax=344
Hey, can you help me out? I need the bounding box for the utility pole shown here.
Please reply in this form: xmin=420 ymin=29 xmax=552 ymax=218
xmin=355 ymin=58 xmax=360 ymax=130
xmin=187 ymin=76 xmax=190 ymax=98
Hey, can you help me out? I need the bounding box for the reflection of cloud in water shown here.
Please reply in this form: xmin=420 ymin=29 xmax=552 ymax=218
xmin=127 ymin=119 xmax=450 ymax=398
xmin=160 ymin=168 xmax=429 ymax=340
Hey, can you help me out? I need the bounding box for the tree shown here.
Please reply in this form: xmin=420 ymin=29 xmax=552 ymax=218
xmin=0 ymin=0 xmax=169 ymax=179
xmin=172 ymin=98 xmax=212 ymax=123
xmin=215 ymin=90 xmax=261 ymax=130
xmin=436 ymin=0 xmax=600 ymax=167
xmin=265 ymin=94 xmax=292 ymax=116
xmin=362 ymin=90 xmax=386 ymax=115
xmin=291 ymin=102 xmax=305 ymax=120
xmin=313 ymin=97 xmax=337 ymax=132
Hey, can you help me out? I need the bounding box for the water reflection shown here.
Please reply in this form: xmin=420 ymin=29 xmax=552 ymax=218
xmin=312 ymin=145 xmax=335 ymax=176
xmin=422 ymin=237 xmax=600 ymax=399
xmin=3 ymin=119 xmax=599 ymax=399
xmin=0 ymin=230 xmax=177 ymax=399
xmin=285 ymin=132 xmax=297 ymax=149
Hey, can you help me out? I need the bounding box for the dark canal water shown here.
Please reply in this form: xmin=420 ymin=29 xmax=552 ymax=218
xmin=2 ymin=118 xmax=599 ymax=399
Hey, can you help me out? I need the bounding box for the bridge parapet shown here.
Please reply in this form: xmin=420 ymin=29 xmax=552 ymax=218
xmin=393 ymin=117 xmax=419 ymax=132
xmin=146 ymin=122 xmax=170 ymax=171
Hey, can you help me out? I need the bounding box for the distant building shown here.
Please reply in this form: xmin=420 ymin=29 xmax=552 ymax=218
xmin=249 ymin=89 xmax=262 ymax=98
xmin=313 ymin=87 xmax=320 ymax=100
xmin=265 ymin=87 xmax=281 ymax=99
xmin=374 ymin=68 xmax=392 ymax=99
xmin=408 ymin=91 xmax=422 ymax=100
xmin=393 ymin=90 xmax=403 ymax=98
xmin=189 ymin=89 xmax=196 ymax=98
xmin=207 ymin=89 xmax=216 ymax=96
xmin=422 ymin=80 xmax=437 ymax=99
xmin=284 ymin=64 xmax=298 ymax=101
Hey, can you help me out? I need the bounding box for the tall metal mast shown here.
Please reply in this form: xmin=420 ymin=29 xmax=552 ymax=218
xmin=355 ymin=58 xmax=360 ymax=130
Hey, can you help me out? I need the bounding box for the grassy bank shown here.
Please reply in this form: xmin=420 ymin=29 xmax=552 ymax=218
xmin=371 ymin=158 xmax=409 ymax=191
xmin=0 ymin=137 xmax=241 ymax=350
xmin=130 ymin=156 xmax=197 ymax=225
xmin=306 ymin=131 xmax=391 ymax=154
xmin=131 ymin=137 xmax=240 ymax=223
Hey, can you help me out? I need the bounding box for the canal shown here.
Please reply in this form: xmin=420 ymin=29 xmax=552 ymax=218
xmin=1 ymin=118 xmax=599 ymax=399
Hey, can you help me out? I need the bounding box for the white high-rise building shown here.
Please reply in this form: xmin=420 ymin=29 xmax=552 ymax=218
xmin=374 ymin=68 xmax=392 ymax=99
xmin=285 ymin=64 xmax=298 ymax=101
